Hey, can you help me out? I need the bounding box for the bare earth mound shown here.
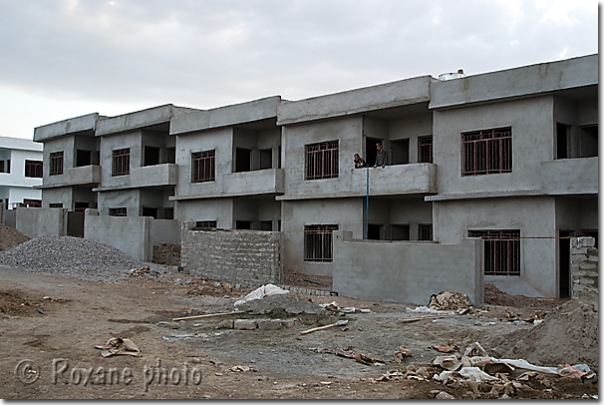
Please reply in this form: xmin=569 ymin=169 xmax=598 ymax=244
xmin=0 ymin=225 xmax=29 ymax=251
xmin=499 ymin=288 xmax=599 ymax=371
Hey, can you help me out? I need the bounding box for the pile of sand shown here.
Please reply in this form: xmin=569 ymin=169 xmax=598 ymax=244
xmin=0 ymin=225 xmax=29 ymax=252
xmin=499 ymin=288 xmax=599 ymax=371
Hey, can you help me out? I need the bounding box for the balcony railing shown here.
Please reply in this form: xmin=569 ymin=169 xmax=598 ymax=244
xmin=130 ymin=164 xmax=178 ymax=188
xmin=43 ymin=165 xmax=101 ymax=188
xmin=541 ymin=157 xmax=598 ymax=195
xmin=351 ymin=163 xmax=437 ymax=197
xmin=222 ymin=168 xmax=284 ymax=196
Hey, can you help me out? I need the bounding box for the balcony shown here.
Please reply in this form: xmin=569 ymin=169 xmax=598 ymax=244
xmin=222 ymin=168 xmax=284 ymax=196
xmin=42 ymin=165 xmax=101 ymax=188
xmin=351 ymin=163 xmax=437 ymax=197
xmin=130 ymin=164 xmax=178 ymax=188
xmin=541 ymin=157 xmax=598 ymax=195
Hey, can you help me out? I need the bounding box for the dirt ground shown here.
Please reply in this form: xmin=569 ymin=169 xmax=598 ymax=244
xmin=0 ymin=264 xmax=598 ymax=400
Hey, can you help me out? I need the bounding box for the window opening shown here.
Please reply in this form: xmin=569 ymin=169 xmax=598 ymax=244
xmin=418 ymin=223 xmax=433 ymax=241
xmin=76 ymin=149 xmax=92 ymax=167
xmin=468 ymin=230 xmax=520 ymax=275
xmin=144 ymin=146 xmax=160 ymax=166
xmin=462 ymin=127 xmax=512 ymax=175
xmin=25 ymin=160 xmax=43 ymax=178
xmin=418 ymin=136 xmax=433 ymax=163
xmin=390 ymin=139 xmax=409 ymax=165
xmin=235 ymin=148 xmax=252 ymax=172
xmin=109 ymin=208 xmax=127 ymax=217
xmin=305 ymin=141 xmax=339 ymax=180
xmin=50 ymin=152 xmax=64 ymax=176
xmin=192 ymin=150 xmax=215 ymax=182
xmin=112 ymin=148 xmax=130 ymax=176
xmin=304 ymin=224 xmax=338 ymax=262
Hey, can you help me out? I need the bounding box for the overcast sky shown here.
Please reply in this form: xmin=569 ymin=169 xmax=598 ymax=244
xmin=0 ymin=0 xmax=598 ymax=140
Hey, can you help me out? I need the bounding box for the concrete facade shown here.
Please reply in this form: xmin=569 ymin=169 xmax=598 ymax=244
xmin=332 ymin=231 xmax=483 ymax=305
xmin=169 ymin=97 xmax=283 ymax=229
xmin=26 ymin=53 xmax=597 ymax=301
xmin=0 ymin=136 xmax=43 ymax=209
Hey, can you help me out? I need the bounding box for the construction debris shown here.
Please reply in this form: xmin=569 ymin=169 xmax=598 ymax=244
xmin=172 ymin=310 xmax=244 ymax=321
xmin=399 ymin=314 xmax=452 ymax=323
xmin=393 ymin=345 xmax=412 ymax=362
xmin=94 ymin=337 xmax=141 ymax=357
xmin=234 ymin=284 xmax=289 ymax=307
xmin=428 ymin=291 xmax=474 ymax=312
xmin=432 ymin=340 xmax=458 ymax=353
xmin=318 ymin=301 xmax=371 ymax=313
xmin=300 ymin=319 xmax=348 ymax=335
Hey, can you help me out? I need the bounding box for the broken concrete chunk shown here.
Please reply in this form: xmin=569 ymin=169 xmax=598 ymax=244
xmin=234 ymin=319 xmax=257 ymax=330
xmin=257 ymin=318 xmax=283 ymax=330
xmin=281 ymin=318 xmax=296 ymax=328
xmin=215 ymin=319 xmax=234 ymax=329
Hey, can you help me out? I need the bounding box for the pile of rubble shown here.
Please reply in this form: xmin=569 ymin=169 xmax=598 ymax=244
xmin=0 ymin=235 xmax=149 ymax=282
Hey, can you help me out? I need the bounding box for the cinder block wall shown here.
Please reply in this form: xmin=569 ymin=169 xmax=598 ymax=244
xmin=571 ymin=236 xmax=598 ymax=297
xmin=181 ymin=221 xmax=283 ymax=286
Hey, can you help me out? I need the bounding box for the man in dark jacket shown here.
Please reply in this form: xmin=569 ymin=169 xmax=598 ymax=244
xmin=374 ymin=142 xmax=388 ymax=168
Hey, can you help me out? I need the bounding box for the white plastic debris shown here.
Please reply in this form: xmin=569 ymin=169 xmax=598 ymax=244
xmin=405 ymin=306 xmax=454 ymax=315
xmin=458 ymin=367 xmax=500 ymax=382
xmin=234 ymin=284 xmax=289 ymax=306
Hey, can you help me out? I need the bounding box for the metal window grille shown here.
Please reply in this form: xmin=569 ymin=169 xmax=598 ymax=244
xmin=462 ymin=128 xmax=512 ymax=176
xmin=418 ymin=224 xmax=433 ymax=241
xmin=418 ymin=136 xmax=433 ymax=163
xmin=192 ymin=150 xmax=215 ymax=182
xmin=304 ymin=224 xmax=338 ymax=262
xmin=468 ymin=230 xmax=520 ymax=276
xmin=305 ymin=141 xmax=339 ymax=180
xmin=112 ymin=148 xmax=130 ymax=176
xmin=22 ymin=199 xmax=41 ymax=208
xmin=49 ymin=203 xmax=63 ymax=208
xmin=25 ymin=160 xmax=43 ymax=178
xmin=109 ymin=207 xmax=127 ymax=217
xmin=50 ymin=152 xmax=64 ymax=175
xmin=194 ymin=220 xmax=217 ymax=230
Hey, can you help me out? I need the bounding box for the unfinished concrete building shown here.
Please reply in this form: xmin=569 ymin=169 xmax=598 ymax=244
xmin=29 ymin=53 xmax=597 ymax=301
xmin=169 ymin=96 xmax=283 ymax=230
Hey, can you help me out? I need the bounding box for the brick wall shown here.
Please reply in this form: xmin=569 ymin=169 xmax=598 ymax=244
xmin=571 ymin=236 xmax=598 ymax=297
xmin=181 ymin=221 xmax=283 ymax=286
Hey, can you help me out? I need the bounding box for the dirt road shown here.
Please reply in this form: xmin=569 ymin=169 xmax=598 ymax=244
xmin=0 ymin=265 xmax=598 ymax=399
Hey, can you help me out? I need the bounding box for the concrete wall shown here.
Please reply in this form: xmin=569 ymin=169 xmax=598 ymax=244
xmin=433 ymin=196 xmax=557 ymax=297
xmin=175 ymin=127 xmax=233 ymax=197
xmin=181 ymin=222 xmax=283 ymax=285
xmin=42 ymin=187 xmax=73 ymax=209
xmin=389 ymin=112 xmax=433 ymax=164
xmin=277 ymin=76 xmax=431 ymax=125
xmin=97 ymin=189 xmax=140 ymax=216
xmin=42 ymin=136 xmax=76 ymax=187
xmin=281 ymin=116 xmax=363 ymax=198
xmin=150 ymin=219 xmax=181 ymax=248
xmin=570 ymin=236 xmax=598 ymax=297
xmin=16 ymin=207 xmax=68 ymax=238
xmin=99 ymin=131 xmax=142 ymax=189
xmin=332 ymin=231 xmax=483 ymax=305
xmin=282 ymin=198 xmax=363 ymax=276
xmin=432 ymin=96 xmax=553 ymax=197
xmin=84 ymin=209 xmax=151 ymax=261
xmin=176 ymin=198 xmax=233 ymax=227
xmin=429 ymin=54 xmax=597 ymax=109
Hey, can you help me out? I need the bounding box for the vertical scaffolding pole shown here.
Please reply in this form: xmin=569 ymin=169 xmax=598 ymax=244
xmin=365 ymin=166 xmax=369 ymax=238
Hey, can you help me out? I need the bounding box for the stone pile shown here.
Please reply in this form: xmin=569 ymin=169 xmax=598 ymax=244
xmin=0 ymin=235 xmax=148 ymax=282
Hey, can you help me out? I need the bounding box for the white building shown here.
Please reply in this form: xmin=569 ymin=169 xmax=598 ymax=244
xmin=0 ymin=136 xmax=43 ymax=209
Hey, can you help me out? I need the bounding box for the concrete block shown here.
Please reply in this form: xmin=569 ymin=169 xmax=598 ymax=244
xmin=215 ymin=319 xmax=234 ymax=329
xmin=579 ymin=262 xmax=597 ymax=270
xmin=579 ymin=278 xmax=595 ymax=285
xmin=281 ymin=318 xmax=296 ymax=328
xmin=571 ymin=254 xmax=588 ymax=262
xmin=234 ymin=319 xmax=257 ymax=330
xmin=588 ymin=255 xmax=598 ymax=263
xmin=257 ymin=318 xmax=283 ymax=330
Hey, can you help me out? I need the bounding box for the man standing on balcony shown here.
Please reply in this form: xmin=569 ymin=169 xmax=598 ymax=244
xmin=374 ymin=142 xmax=388 ymax=168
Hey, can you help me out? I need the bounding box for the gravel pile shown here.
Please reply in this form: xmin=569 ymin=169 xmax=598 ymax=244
xmin=0 ymin=235 xmax=148 ymax=282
